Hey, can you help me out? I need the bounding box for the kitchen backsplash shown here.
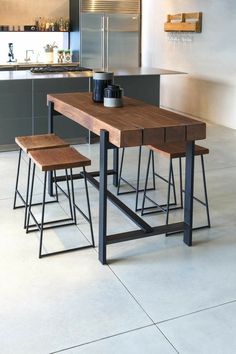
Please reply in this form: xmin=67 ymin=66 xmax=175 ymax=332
xmin=0 ymin=32 xmax=68 ymax=64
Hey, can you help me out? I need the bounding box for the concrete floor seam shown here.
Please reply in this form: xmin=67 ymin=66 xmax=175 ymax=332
xmin=49 ymin=324 xmax=155 ymax=354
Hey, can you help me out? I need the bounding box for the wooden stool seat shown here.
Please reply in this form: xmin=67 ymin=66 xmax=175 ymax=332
xmin=15 ymin=133 xmax=69 ymax=152
xmin=28 ymin=147 xmax=91 ymax=171
xmin=148 ymin=142 xmax=209 ymax=159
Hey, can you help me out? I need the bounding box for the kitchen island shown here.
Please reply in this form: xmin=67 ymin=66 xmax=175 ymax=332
xmin=0 ymin=67 xmax=182 ymax=150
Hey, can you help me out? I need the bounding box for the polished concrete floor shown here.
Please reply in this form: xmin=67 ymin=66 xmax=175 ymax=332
xmin=1 ymin=123 xmax=236 ymax=354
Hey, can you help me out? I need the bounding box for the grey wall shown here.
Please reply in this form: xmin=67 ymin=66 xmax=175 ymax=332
xmin=142 ymin=0 xmax=236 ymax=129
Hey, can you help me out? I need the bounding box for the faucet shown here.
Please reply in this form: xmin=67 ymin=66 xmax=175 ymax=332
xmin=24 ymin=50 xmax=34 ymax=62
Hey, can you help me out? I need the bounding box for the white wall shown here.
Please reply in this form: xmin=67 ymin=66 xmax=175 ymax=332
xmin=142 ymin=0 xmax=236 ymax=129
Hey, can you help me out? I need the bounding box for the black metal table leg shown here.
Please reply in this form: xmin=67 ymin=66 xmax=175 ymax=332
xmin=113 ymin=147 xmax=119 ymax=187
xmin=99 ymin=130 xmax=109 ymax=264
xmin=184 ymin=140 xmax=195 ymax=246
xmin=48 ymin=101 xmax=54 ymax=197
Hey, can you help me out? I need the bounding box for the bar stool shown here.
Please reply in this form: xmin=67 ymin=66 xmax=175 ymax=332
xmin=13 ymin=134 xmax=69 ymax=228
xmin=117 ymin=146 xmax=176 ymax=212
xmin=141 ymin=142 xmax=211 ymax=231
xmin=26 ymin=146 xmax=94 ymax=258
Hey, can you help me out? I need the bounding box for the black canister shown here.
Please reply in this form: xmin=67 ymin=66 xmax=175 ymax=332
xmin=104 ymin=85 xmax=123 ymax=108
xmin=104 ymin=85 xmax=123 ymax=98
xmin=92 ymin=71 xmax=114 ymax=103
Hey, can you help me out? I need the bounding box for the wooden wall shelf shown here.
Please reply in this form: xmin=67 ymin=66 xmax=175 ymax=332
xmin=164 ymin=12 xmax=202 ymax=33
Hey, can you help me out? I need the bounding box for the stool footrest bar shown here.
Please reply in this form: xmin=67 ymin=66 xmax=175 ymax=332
xmin=27 ymin=217 xmax=74 ymax=229
xmin=40 ymin=244 xmax=94 ymax=258
xmin=117 ymin=176 xmax=155 ymax=196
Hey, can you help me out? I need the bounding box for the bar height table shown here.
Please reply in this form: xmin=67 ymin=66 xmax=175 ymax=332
xmin=47 ymin=92 xmax=206 ymax=264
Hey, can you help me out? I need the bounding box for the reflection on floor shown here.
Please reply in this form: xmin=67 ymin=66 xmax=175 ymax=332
xmin=1 ymin=123 xmax=236 ymax=354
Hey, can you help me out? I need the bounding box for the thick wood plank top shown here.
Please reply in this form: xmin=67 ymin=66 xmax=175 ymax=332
xmin=28 ymin=147 xmax=91 ymax=171
xmin=47 ymin=92 xmax=206 ymax=148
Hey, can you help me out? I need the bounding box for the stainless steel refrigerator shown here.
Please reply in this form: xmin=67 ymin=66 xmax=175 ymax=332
xmin=69 ymin=0 xmax=141 ymax=70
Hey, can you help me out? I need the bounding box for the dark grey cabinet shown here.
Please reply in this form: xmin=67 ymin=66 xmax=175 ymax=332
xmin=114 ymin=75 xmax=160 ymax=106
xmin=33 ymin=77 xmax=89 ymax=139
xmin=0 ymin=80 xmax=32 ymax=146
xmin=0 ymin=77 xmax=90 ymax=150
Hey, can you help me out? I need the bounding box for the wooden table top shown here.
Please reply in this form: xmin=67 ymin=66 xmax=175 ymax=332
xmin=47 ymin=92 xmax=206 ymax=148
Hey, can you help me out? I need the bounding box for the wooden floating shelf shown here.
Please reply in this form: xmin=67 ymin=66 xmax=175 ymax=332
xmin=164 ymin=12 xmax=202 ymax=33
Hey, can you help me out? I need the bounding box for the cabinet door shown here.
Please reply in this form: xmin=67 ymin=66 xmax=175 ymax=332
xmin=0 ymin=80 xmax=32 ymax=147
xmin=33 ymin=77 xmax=90 ymax=140
xmin=114 ymin=75 xmax=160 ymax=106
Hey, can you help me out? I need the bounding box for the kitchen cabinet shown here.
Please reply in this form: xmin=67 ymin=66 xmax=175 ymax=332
xmin=33 ymin=77 xmax=89 ymax=137
xmin=0 ymin=80 xmax=32 ymax=146
xmin=0 ymin=76 xmax=89 ymax=150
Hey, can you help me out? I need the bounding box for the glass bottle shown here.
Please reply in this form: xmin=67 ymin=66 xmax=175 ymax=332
xmin=58 ymin=17 xmax=65 ymax=32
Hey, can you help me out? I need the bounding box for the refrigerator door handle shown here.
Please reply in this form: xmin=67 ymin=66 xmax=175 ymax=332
xmin=101 ymin=15 xmax=105 ymax=71
xmin=106 ymin=16 xmax=109 ymax=71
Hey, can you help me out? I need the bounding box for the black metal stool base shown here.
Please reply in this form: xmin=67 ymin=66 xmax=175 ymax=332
xmin=142 ymin=151 xmax=211 ymax=231
xmin=13 ymin=149 xmax=34 ymax=229
xmin=13 ymin=149 xmax=60 ymax=230
xmin=117 ymin=146 xmax=157 ymax=211
xmin=39 ymin=244 xmax=93 ymax=258
xmin=117 ymin=147 xmax=178 ymax=215
xmin=26 ymin=165 xmax=94 ymax=258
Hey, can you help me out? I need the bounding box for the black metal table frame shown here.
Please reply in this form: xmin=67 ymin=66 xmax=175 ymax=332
xmin=48 ymin=101 xmax=195 ymax=264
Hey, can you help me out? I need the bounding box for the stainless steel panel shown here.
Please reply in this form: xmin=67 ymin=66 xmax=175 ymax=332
xmin=79 ymin=1 xmax=141 ymax=70
xmin=81 ymin=0 xmax=140 ymax=14
xmin=80 ymin=13 xmax=104 ymax=68
xmin=106 ymin=14 xmax=140 ymax=69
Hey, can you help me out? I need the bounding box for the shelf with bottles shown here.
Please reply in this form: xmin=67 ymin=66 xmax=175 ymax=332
xmin=0 ymin=17 xmax=70 ymax=33
xmin=37 ymin=16 xmax=70 ymax=32
xmin=0 ymin=30 xmax=69 ymax=33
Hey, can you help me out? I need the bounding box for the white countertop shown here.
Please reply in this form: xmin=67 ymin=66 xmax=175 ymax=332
xmin=0 ymin=67 xmax=185 ymax=81
xmin=0 ymin=70 xmax=92 ymax=80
